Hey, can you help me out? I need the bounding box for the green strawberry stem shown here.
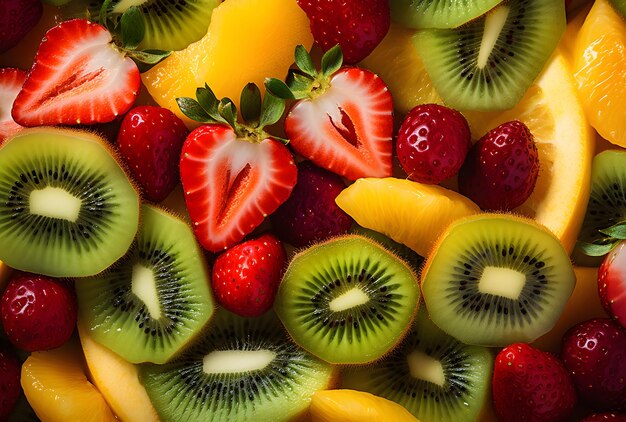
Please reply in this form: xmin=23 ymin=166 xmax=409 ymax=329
xmin=577 ymin=220 xmax=626 ymax=256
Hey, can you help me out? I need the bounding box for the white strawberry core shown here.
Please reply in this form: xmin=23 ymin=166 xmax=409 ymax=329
xmin=131 ymin=264 xmax=161 ymax=319
xmin=407 ymin=351 xmax=445 ymax=387
xmin=29 ymin=187 xmax=81 ymax=221
xmin=329 ymin=288 xmax=369 ymax=312
xmin=477 ymin=6 xmax=510 ymax=69
xmin=478 ymin=266 xmax=526 ymax=300
xmin=202 ymin=350 xmax=276 ymax=375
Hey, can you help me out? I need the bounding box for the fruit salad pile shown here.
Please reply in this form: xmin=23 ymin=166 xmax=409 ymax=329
xmin=1 ymin=0 xmax=626 ymax=421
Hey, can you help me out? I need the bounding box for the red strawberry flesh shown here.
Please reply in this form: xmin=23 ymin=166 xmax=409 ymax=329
xmin=0 ymin=68 xmax=26 ymax=143
xmin=598 ymin=241 xmax=626 ymax=329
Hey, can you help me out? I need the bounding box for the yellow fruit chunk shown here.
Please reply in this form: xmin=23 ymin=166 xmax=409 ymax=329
xmin=310 ymin=390 xmax=419 ymax=422
xmin=533 ymin=266 xmax=607 ymax=353
xmin=142 ymin=0 xmax=313 ymax=126
xmin=21 ymin=341 xmax=117 ymax=422
xmin=464 ymin=51 xmax=594 ymax=254
xmin=359 ymin=24 xmax=441 ymax=115
xmin=78 ymin=323 xmax=159 ymax=422
xmin=573 ymin=0 xmax=626 ymax=148
xmin=335 ymin=178 xmax=480 ymax=258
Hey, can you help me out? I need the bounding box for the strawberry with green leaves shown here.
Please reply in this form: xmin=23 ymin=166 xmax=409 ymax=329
xmin=177 ymin=84 xmax=297 ymax=253
xmin=266 ymin=45 xmax=393 ymax=181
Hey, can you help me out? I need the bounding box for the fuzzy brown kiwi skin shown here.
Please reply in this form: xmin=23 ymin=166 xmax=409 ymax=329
xmin=280 ymin=234 xmax=421 ymax=366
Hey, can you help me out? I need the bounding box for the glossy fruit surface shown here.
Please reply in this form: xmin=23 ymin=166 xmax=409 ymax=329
xmin=598 ymin=241 xmax=626 ymax=328
xmin=0 ymin=68 xmax=25 ymax=143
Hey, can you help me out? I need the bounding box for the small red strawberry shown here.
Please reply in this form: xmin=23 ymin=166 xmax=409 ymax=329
xmin=0 ymin=68 xmax=26 ymax=143
xmin=561 ymin=318 xmax=626 ymax=412
xmin=0 ymin=0 xmax=43 ymax=54
xmin=270 ymin=160 xmax=353 ymax=247
xmin=0 ymin=273 xmax=77 ymax=352
xmin=11 ymin=19 xmax=141 ymax=127
xmin=297 ymin=0 xmax=390 ymax=64
xmin=492 ymin=343 xmax=577 ymax=422
xmin=178 ymin=83 xmax=297 ymax=252
xmin=211 ymin=234 xmax=286 ymax=317
xmin=459 ymin=120 xmax=539 ymax=211
xmin=0 ymin=343 xmax=20 ymax=420
xmin=117 ymin=105 xmax=189 ymax=203
xmin=581 ymin=413 xmax=626 ymax=422
xmin=598 ymin=241 xmax=626 ymax=329
xmin=395 ymin=103 xmax=471 ymax=184
xmin=267 ymin=45 xmax=393 ymax=181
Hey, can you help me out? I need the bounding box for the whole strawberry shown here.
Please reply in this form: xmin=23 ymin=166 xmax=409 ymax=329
xmin=0 ymin=0 xmax=43 ymax=53
xmin=0 ymin=344 xmax=20 ymax=420
xmin=561 ymin=318 xmax=626 ymax=411
xmin=395 ymin=104 xmax=471 ymax=184
xmin=270 ymin=161 xmax=353 ymax=247
xmin=581 ymin=413 xmax=626 ymax=422
xmin=297 ymin=0 xmax=390 ymax=64
xmin=1 ymin=273 xmax=77 ymax=352
xmin=459 ymin=120 xmax=539 ymax=211
xmin=598 ymin=241 xmax=626 ymax=329
xmin=117 ymin=105 xmax=189 ymax=202
xmin=211 ymin=234 xmax=286 ymax=317
xmin=492 ymin=343 xmax=577 ymax=422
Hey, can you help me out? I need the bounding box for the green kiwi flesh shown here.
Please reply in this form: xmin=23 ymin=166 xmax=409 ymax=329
xmin=342 ymin=307 xmax=492 ymax=422
xmin=415 ymin=0 xmax=565 ymax=111
xmin=421 ymin=214 xmax=575 ymax=347
xmin=0 ymin=128 xmax=139 ymax=277
xmin=139 ymin=310 xmax=335 ymax=422
xmin=274 ymin=235 xmax=420 ymax=364
xmin=76 ymin=204 xmax=214 ymax=364
xmin=390 ymin=0 xmax=503 ymax=29
xmin=577 ymin=150 xmax=626 ymax=257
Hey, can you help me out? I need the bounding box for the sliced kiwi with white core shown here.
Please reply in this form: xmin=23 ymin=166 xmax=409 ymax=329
xmin=0 ymin=128 xmax=139 ymax=277
xmin=390 ymin=0 xmax=503 ymax=29
xmin=342 ymin=307 xmax=493 ymax=422
xmin=139 ymin=310 xmax=335 ymax=422
xmin=421 ymin=214 xmax=575 ymax=347
xmin=76 ymin=204 xmax=214 ymax=364
xmin=274 ymin=235 xmax=420 ymax=364
xmin=415 ymin=0 xmax=565 ymax=111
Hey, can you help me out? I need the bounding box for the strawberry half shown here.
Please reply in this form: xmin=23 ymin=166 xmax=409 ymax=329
xmin=178 ymin=83 xmax=297 ymax=252
xmin=0 ymin=68 xmax=26 ymax=143
xmin=598 ymin=240 xmax=626 ymax=329
xmin=266 ymin=45 xmax=393 ymax=181
xmin=11 ymin=19 xmax=140 ymax=127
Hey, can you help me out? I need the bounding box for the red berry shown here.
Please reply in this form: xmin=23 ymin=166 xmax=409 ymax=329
xmin=492 ymin=343 xmax=577 ymax=422
xmin=117 ymin=105 xmax=189 ymax=202
xmin=561 ymin=318 xmax=626 ymax=412
xmin=395 ymin=104 xmax=471 ymax=184
xmin=297 ymin=0 xmax=390 ymax=64
xmin=270 ymin=161 xmax=353 ymax=247
xmin=0 ymin=0 xmax=43 ymax=54
xmin=0 ymin=273 xmax=77 ymax=352
xmin=0 ymin=344 xmax=20 ymax=420
xmin=598 ymin=241 xmax=626 ymax=329
xmin=211 ymin=234 xmax=286 ymax=317
xmin=459 ymin=120 xmax=539 ymax=211
xmin=581 ymin=413 xmax=626 ymax=422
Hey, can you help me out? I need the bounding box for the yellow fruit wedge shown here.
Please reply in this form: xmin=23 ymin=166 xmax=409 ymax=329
xmin=359 ymin=24 xmax=442 ymax=115
xmin=142 ymin=0 xmax=313 ymax=126
xmin=573 ymin=0 xmax=626 ymax=148
xmin=463 ymin=51 xmax=594 ymax=254
xmin=335 ymin=178 xmax=480 ymax=258
xmin=78 ymin=323 xmax=159 ymax=422
xmin=533 ymin=266 xmax=607 ymax=353
xmin=310 ymin=390 xmax=419 ymax=422
xmin=21 ymin=341 xmax=117 ymax=422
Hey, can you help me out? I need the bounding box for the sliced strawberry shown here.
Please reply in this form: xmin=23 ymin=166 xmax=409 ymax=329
xmin=0 ymin=68 xmax=26 ymax=143
xmin=598 ymin=240 xmax=626 ymax=329
xmin=12 ymin=19 xmax=140 ymax=127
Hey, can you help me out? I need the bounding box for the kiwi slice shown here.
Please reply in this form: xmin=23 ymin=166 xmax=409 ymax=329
xmin=390 ymin=0 xmax=503 ymax=29
xmin=577 ymin=150 xmax=626 ymax=256
xmin=139 ymin=310 xmax=336 ymax=422
xmin=414 ymin=0 xmax=565 ymax=111
xmin=421 ymin=214 xmax=575 ymax=346
xmin=0 ymin=128 xmax=139 ymax=277
xmin=274 ymin=235 xmax=420 ymax=364
xmin=342 ymin=307 xmax=492 ymax=422
xmin=351 ymin=226 xmax=424 ymax=274
xmin=76 ymin=204 xmax=214 ymax=364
